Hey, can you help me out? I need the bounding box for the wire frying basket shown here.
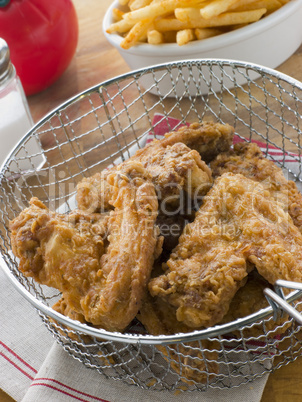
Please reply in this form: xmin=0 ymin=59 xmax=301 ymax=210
xmin=1 ymin=59 xmax=302 ymax=392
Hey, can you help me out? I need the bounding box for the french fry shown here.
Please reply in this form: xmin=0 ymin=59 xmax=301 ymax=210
xmin=230 ymin=0 xmax=282 ymax=13
xmin=147 ymin=29 xmax=165 ymax=44
xmin=106 ymin=19 xmax=134 ymax=34
xmin=118 ymin=0 xmax=130 ymax=5
xmin=112 ymin=8 xmax=125 ymax=21
xmin=194 ymin=27 xmax=223 ymax=40
xmin=176 ymin=29 xmax=195 ymax=46
xmin=203 ymin=8 xmax=267 ymax=26
xmin=121 ymin=18 xmax=153 ymax=49
xmin=200 ymin=0 xmax=240 ymax=19
xmin=229 ymin=0 xmax=261 ymax=9
xmin=129 ymin=0 xmax=153 ymax=11
xmin=122 ymin=0 xmax=206 ymax=24
xmin=213 ymin=8 xmax=267 ymax=26
xmin=175 ymin=7 xmax=203 ymax=23
xmin=156 ymin=9 xmax=267 ymax=30
xmin=154 ymin=18 xmax=188 ymax=32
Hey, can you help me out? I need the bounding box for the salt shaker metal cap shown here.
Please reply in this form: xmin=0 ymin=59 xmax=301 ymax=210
xmin=0 ymin=38 xmax=14 ymax=84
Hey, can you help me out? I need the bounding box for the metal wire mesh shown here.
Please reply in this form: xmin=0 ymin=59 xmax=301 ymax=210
xmin=1 ymin=59 xmax=302 ymax=391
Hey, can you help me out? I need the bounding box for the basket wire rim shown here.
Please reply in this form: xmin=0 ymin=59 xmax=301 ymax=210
xmin=2 ymin=57 xmax=302 ymax=177
xmin=2 ymin=259 xmax=302 ymax=344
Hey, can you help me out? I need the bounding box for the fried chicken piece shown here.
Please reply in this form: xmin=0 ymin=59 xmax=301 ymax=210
xmin=210 ymin=142 xmax=302 ymax=232
xmin=10 ymin=198 xmax=109 ymax=288
xmin=53 ymin=296 xmax=87 ymax=323
xmin=149 ymin=173 xmax=302 ymax=329
xmin=77 ymin=142 xmax=212 ymax=213
xmin=221 ymin=270 xmax=292 ymax=337
xmin=10 ymin=162 xmax=162 ymax=332
xmin=160 ymin=121 xmax=234 ymax=163
xmin=52 ymin=296 xmax=94 ymax=343
xmin=137 ymin=293 xmax=219 ymax=384
xmin=222 ymin=271 xmax=270 ymax=321
xmin=76 ymin=121 xmax=234 ymax=212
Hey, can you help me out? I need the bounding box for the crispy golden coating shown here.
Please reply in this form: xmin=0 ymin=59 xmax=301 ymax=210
xmin=211 ymin=142 xmax=302 ymax=232
xmin=76 ymin=121 xmax=234 ymax=212
xmin=137 ymin=293 xmax=219 ymax=384
xmin=149 ymin=173 xmax=302 ymax=329
xmin=221 ymin=270 xmax=292 ymax=337
xmin=10 ymin=162 xmax=162 ymax=332
xmin=160 ymin=121 xmax=234 ymax=163
xmin=52 ymin=296 xmax=108 ymax=345
xmin=53 ymin=297 xmax=87 ymax=323
xmin=10 ymin=197 xmax=109 ymax=288
xmin=77 ymin=142 xmax=212 ymax=213
xmin=222 ymin=271 xmax=270 ymax=322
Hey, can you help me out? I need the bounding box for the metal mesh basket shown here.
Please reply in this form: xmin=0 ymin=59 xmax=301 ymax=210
xmin=1 ymin=59 xmax=302 ymax=392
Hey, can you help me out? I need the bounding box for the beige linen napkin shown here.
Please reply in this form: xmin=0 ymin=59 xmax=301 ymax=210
xmin=21 ymin=341 xmax=269 ymax=402
xmin=0 ymin=264 xmax=54 ymax=401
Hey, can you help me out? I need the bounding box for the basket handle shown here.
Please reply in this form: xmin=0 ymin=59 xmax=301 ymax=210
xmin=264 ymin=279 xmax=302 ymax=325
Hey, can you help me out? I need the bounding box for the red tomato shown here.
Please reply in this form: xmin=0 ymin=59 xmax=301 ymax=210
xmin=0 ymin=0 xmax=78 ymax=95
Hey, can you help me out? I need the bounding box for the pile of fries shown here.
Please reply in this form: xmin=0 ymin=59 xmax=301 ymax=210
xmin=106 ymin=0 xmax=290 ymax=49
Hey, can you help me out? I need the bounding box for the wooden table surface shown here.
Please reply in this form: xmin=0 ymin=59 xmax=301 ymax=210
xmin=1 ymin=1 xmax=302 ymax=401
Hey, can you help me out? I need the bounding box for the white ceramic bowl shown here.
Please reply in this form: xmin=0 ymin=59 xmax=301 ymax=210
xmin=103 ymin=0 xmax=302 ymax=71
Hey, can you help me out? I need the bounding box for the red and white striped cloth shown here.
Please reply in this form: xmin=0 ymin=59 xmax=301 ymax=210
xmin=2 ymin=114 xmax=287 ymax=402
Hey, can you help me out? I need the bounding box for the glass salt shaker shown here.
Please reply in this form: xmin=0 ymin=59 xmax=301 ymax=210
xmin=0 ymin=37 xmax=34 ymax=167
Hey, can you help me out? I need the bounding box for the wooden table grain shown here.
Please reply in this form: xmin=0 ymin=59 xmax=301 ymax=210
xmin=1 ymin=1 xmax=302 ymax=401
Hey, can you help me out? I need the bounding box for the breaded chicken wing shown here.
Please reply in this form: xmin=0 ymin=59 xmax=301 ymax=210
xmin=53 ymin=296 xmax=87 ymax=324
xmin=10 ymin=198 xmax=109 ymax=289
xmin=77 ymin=142 xmax=212 ymax=213
xmin=159 ymin=121 xmax=235 ymax=163
xmin=222 ymin=270 xmax=270 ymax=321
xmin=10 ymin=162 xmax=162 ymax=332
xmin=76 ymin=121 xmax=234 ymax=212
xmin=221 ymin=270 xmax=292 ymax=337
xmin=211 ymin=142 xmax=302 ymax=232
xmin=149 ymin=173 xmax=302 ymax=329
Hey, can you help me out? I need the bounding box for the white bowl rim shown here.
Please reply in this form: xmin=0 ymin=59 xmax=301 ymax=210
xmin=103 ymin=0 xmax=302 ymax=56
